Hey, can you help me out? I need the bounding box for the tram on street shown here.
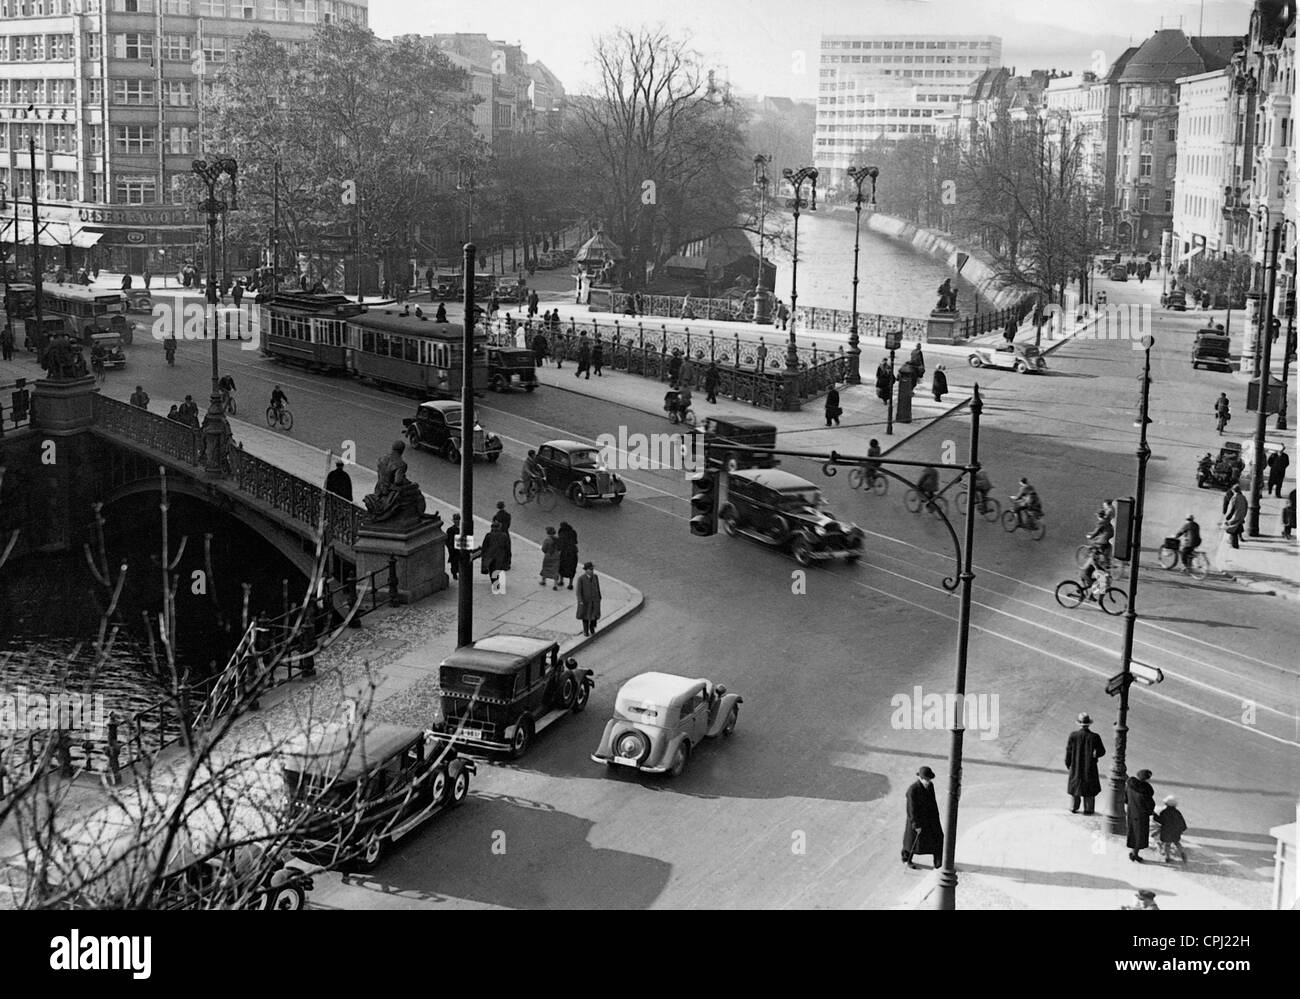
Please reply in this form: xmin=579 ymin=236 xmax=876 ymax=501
xmin=259 ymin=293 xmax=365 ymax=371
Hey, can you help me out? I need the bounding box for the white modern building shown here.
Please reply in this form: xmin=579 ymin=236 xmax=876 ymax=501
xmin=814 ymin=33 xmax=1002 ymax=190
xmin=1172 ymin=68 xmax=1233 ymax=267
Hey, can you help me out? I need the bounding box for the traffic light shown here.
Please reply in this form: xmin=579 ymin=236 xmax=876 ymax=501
xmin=689 ymin=469 xmax=719 ymax=537
xmin=1113 ymin=495 xmax=1135 ymax=561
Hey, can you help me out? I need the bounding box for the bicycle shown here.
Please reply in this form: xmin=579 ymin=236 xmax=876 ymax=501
xmin=955 ymin=489 xmax=1001 ymax=522
xmin=1055 ymin=576 xmax=1127 ymax=615
xmin=512 ymin=477 xmax=557 ymax=512
xmin=1076 ymin=541 xmax=1113 ymax=569
xmin=1001 ymin=502 xmax=1046 ymax=540
xmin=1156 ymin=540 xmax=1209 ymax=580
xmin=904 ymin=488 xmax=948 ymax=518
xmin=848 ymin=466 xmax=888 ymax=496
xmin=266 ymin=404 xmax=293 ymax=431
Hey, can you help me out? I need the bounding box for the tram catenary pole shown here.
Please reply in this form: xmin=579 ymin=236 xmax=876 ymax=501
xmin=457 ymin=241 xmax=477 ymax=649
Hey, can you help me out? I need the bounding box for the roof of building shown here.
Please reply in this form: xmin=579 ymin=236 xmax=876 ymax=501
xmin=1120 ymin=30 xmax=1236 ymax=82
xmin=1105 ymin=46 xmax=1140 ymax=83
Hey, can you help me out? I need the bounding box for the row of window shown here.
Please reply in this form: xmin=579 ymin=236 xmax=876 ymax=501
xmin=110 ymin=124 xmax=199 ymax=154
xmin=822 ymin=39 xmax=995 ymax=51
xmin=819 ymin=93 xmax=963 ymax=105
xmin=0 ymin=79 xmax=77 ymax=104
xmin=0 ymin=0 xmax=83 ymax=15
xmin=822 ymin=54 xmax=993 ymax=66
xmin=110 ymin=79 xmax=196 ymax=106
xmin=0 ymin=0 xmax=364 ymax=17
xmin=0 ymin=34 xmax=76 ymax=62
xmin=818 ymin=109 xmax=941 ymax=123
xmin=815 ymin=124 xmax=937 ymax=142
xmin=1 ymin=168 xmax=83 ymax=202
xmin=0 ymin=123 xmax=81 ymax=153
xmin=820 ymin=70 xmax=982 ymax=88
xmin=1118 ymin=188 xmax=1173 ymax=214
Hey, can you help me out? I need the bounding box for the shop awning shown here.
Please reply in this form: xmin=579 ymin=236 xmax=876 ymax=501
xmin=0 ymin=218 xmax=102 ymax=247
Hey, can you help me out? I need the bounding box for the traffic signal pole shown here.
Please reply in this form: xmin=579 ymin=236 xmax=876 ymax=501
xmin=457 ymin=242 xmax=476 ymax=649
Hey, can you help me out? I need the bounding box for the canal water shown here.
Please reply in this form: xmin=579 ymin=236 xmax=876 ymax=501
xmin=766 ymin=207 xmax=983 ymax=318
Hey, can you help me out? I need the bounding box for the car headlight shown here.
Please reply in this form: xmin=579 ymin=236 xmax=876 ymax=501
xmin=615 ymin=731 xmax=646 ymax=761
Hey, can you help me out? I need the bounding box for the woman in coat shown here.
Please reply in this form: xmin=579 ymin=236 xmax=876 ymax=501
xmin=539 ymin=526 xmax=561 ymax=588
xmin=575 ymin=562 xmax=602 ymax=637
xmin=1125 ymin=769 xmax=1156 ymax=862
xmin=931 ymin=365 xmax=948 ymax=402
xmin=556 ymin=522 xmax=579 ymax=588
xmin=480 ymin=521 xmax=512 ymax=593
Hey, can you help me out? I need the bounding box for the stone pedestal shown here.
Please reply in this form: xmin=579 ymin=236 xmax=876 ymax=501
xmin=926 ymin=310 xmax=961 ymax=345
xmin=30 ymin=376 xmax=97 ymax=435
xmin=353 ymin=513 xmax=448 ymax=604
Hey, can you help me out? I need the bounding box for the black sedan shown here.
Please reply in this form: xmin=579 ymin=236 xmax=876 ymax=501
xmin=536 ymin=439 xmax=627 ymax=507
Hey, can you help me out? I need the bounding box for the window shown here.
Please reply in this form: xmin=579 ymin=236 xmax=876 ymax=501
xmin=113 ymin=78 xmax=155 ymax=104
xmin=84 ymin=78 xmax=103 ymax=104
xmin=1139 ymin=154 xmax=1152 ymax=178
xmin=49 ymin=79 xmax=73 ymax=103
xmin=163 ymin=80 xmax=193 ymax=106
xmin=168 ymin=173 xmax=188 ymax=203
xmin=1140 ymin=121 xmax=1153 ymax=143
xmin=112 ymin=0 xmax=155 ymax=9
xmin=115 ymin=176 xmax=157 ymax=203
xmin=1167 ymin=126 xmax=1176 ymax=142
xmin=113 ymin=33 xmax=154 ymax=60
xmin=198 ymin=0 xmax=224 ymax=13
xmin=48 ymin=34 xmax=73 ymax=60
xmin=84 ymin=33 xmax=102 ymax=60
xmin=1138 ymin=191 xmax=1150 ymax=212
xmin=113 ymin=124 xmax=155 ymax=153
xmin=162 ymin=34 xmax=191 ymax=60
xmin=1164 ymin=192 xmax=1173 ymax=214
xmin=239 ymin=1 xmax=256 ymax=16
xmin=163 ymin=0 xmax=189 ymax=10
xmin=167 ymin=126 xmax=192 ymax=152
xmin=202 ymin=36 xmax=226 ymax=62
xmin=89 ymin=172 xmax=104 ymax=202
xmin=50 ymin=169 xmax=75 ymax=200
xmin=1164 ymin=155 xmax=1176 ymax=180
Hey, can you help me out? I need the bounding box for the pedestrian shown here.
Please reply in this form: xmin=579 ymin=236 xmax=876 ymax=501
xmin=0 ymin=322 xmax=14 ymax=361
xmin=492 ymin=499 xmax=511 ymax=533
xmin=755 ymin=339 xmax=768 ymax=372
xmin=824 ymin=383 xmax=841 ymax=427
xmin=142 ymin=267 xmax=152 ymax=290
xmin=488 ymin=292 xmax=499 ymax=316
xmin=528 ymin=290 xmax=539 ymax=318
xmin=556 ymin=521 xmax=578 ymax=589
xmin=232 ymin=281 xmax=244 ymax=309
xmin=909 ymin=342 xmax=926 ymax=381
xmin=592 ymin=339 xmax=604 ymax=376
xmin=1214 ymin=392 xmax=1231 ymax=435
xmin=445 ymin=513 xmax=463 ymax=581
xmin=425 ymin=266 xmax=434 ymax=295
xmin=166 ymin=403 xmax=182 ymax=423
xmin=121 ymin=273 xmax=132 ymax=291
xmin=296 ymin=612 xmax=318 ymax=677
xmin=325 ymin=459 xmax=353 ymax=501
xmin=1064 ymin=712 xmax=1105 ymax=815
xmin=875 ymin=358 xmax=893 ymax=404
xmin=1283 ymin=488 xmax=1296 ymax=540
xmin=931 ymin=364 xmax=948 ymax=402
xmin=576 ymin=562 xmax=602 ymax=636
xmin=1121 ymin=889 xmax=1160 ymax=911
xmin=1125 ymin=768 xmax=1156 ymax=862
xmin=480 ymin=521 xmax=511 ymax=595
xmin=532 ymin=330 xmax=549 ymax=368
xmin=129 ymin=385 xmax=150 ymax=410
xmin=1003 ymin=319 xmax=1016 ymax=345
xmin=1223 ymin=484 xmax=1247 ymax=549
xmin=902 ymin=765 xmax=944 ymax=870
xmin=776 ymin=300 xmax=789 ymax=331
xmin=540 ymin=526 xmax=561 ymax=588
xmin=704 ymin=361 xmax=719 ymax=404
xmin=1153 ymin=795 xmax=1188 ymax=863
xmin=668 ymin=349 xmax=683 ymax=384
xmin=576 ymin=337 xmax=591 ymax=379
xmin=1266 ymin=445 xmax=1289 ymax=498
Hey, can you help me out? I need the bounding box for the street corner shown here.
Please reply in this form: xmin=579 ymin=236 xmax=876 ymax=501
xmin=1213 ymin=531 xmax=1300 ymax=602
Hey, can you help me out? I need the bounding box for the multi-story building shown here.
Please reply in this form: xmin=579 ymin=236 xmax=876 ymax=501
xmin=1044 ymin=60 xmax=1135 ymax=229
xmin=1171 ymin=68 xmax=1233 ymax=271
xmin=0 ymin=0 xmax=368 ymax=274
xmin=814 ymin=33 xmax=1002 ymax=190
xmin=1109 ymin=29 xmax=1235 ymax=254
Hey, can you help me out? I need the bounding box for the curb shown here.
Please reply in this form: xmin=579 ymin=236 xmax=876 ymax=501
xmin=556 ymin=587 xmax=647 ymax=660
xmin=879 ymin=395 xmax=972 ymax=457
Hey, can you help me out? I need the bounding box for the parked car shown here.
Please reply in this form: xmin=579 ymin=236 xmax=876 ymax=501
xmin=967 ymin=343 xmax=1047 ymax=374
xmin=1192 ymin=328 xmax=1232 ymax=370
xmin=282 ymin=721 xmax=474 ymax=872
xmin=536 ymin=439 xmax=627 ymax=506
xmin=403 ymin=399 xmax=503 ymax=462
xmin=488 ymin=346 xmax=539 ymax=392
xmin=591 ymin=671 xmax=742 ymax=777
xmin=1162 ymin=288 xmax=1187 ymax=311
xmin=694 ymin=414 xmax=778 ymax=471
xmin=496 ymin=280 xmax=527 ymax=304
xmin=1108 ymin=265 xmax=1128 ymax=282
xmin=434 ymin=634 xmax=594 ymax=757
xmin=718 ymin=468 xmax=865 ymax=567
xmin=433 ymin=271 xmax=462 ymax=300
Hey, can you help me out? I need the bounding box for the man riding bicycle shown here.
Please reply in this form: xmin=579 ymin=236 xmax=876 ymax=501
xmin=917 ymin=465 xmax=940 ymax=503
xmin=218 ymin=373 xmax=236 ymax=411
xmin=1079 ymin=547 xmax=1110 ymax=597
xmin=522 ymin=449 xmax=545 ymax=492
xmin=1084 ymin=508 xmax=1114 ymax=564
xmin=269 ymin=385 xmax=289 ymax=416
xmin=867 ymin=439 xmax=883 ymax=484
xmin=1013 ymin=477 xmax=1042 ymax=526
xmin=973 ymin=467 xmax=993 ymax=512
xmin=1174 ymin=515 xmax=1201 ymax=573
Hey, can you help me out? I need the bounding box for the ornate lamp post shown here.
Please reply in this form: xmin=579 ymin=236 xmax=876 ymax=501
xmin=192 ymin=156 xmax=238 ymax=477
xmin=753 ymin=154 xmax=771 ymax=324
xmin=845 ymin=165 xmax=879 ymax=386
xmin=1247 ymin=212 xmax=1287 ymax=536
xmin=1280 ymin=280 xmax=1296 ymax=431
xmin=781 ymin=166 xmax=817 ymax=372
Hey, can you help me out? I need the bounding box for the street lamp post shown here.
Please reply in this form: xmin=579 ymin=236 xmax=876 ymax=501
xmin=782 ymin=166 xmax=818 ymax=372
xmin=456 ymin=241 xmax=477 ymax=649
xmin=1248 ymin=217 xmax=1283 ymax=537
xmin=753 ymin=154 xmax=770 ymax=324
xmin=191 ymin=156 xmax=238 ymax=477
xmin=845 ymin=165 xmax=880 ymax=386
xmin=1280 ymin=300 xmax=1296 ymax=431
xmin=28 ymin=135 xmax=44 ymax=337
xmin=1102 ymin=334 xmax=1155 ymax=835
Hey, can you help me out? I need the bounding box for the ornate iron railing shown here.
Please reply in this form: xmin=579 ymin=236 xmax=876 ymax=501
xmin=93 ymin=392 xmax=203 ymax=465
xmin=792 ymin=306 xmax=930 ymax=342
xmin=959 ymin=300 xmax=1034 ymax=339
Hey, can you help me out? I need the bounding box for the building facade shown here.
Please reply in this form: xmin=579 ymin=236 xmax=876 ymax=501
xmin=1171 ymin=68 xmax=1232 ymax=270
xmin=814 ymin=33 xmax=1002 ymax=190
xmin=0 ymin=0 xmax=367 ymax=274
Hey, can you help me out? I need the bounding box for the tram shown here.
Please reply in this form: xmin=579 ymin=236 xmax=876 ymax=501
xmin=259 ymin=293 xmax=364 ymax=371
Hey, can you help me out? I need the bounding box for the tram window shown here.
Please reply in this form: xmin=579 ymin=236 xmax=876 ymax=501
xmin=361 ymin=330 xmax=375 ymax=353
xmin=404 ymin=338 xmax=419 ymax=362
xmin=377 ymin=333 xmax=391 ymax=357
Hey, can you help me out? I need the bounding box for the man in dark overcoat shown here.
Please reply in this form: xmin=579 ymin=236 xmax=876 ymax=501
xmin=1064 ymin=712 xmax=1106 ymax=815
xmin=1125 ymin=768 xmax=1156 ymax=862
xmin=902 ymin=765 xmax=944 ymax=869
xmin=575 ymin=562 xmax=602 ymax=637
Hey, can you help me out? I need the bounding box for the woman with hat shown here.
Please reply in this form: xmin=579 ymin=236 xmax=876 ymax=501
xmin=575 ymin=562 xmax=602 ymax=637
xmin=539 ymin=526 xmax=561 ymax=589
xmin=1064 ymin=712 xmax=1106 ymax=815
xmin=902 ymin=765 xmax=944 ymax=870
xmin=1125 ymin=768 xmax=1157 ymax=862
xmin=1154 ymin=795 xmax=1188 ymax=863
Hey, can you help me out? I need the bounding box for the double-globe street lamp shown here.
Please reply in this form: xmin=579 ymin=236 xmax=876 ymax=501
xmin=191 ymin=156 xmax=238 ymax=477
xmin=781 ymin=166 xmax=818 ymax=373
xmin=845 ymin=165 xmax=880 ymax=386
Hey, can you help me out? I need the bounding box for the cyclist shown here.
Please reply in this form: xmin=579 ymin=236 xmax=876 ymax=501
xmin=866 ymin=439 xmax=882 ymax=485
xmin=1084 ymin=508 xmax=1114 ymax=564
xmin=1173 ymin=515 xmax=1201 ymax=573
xmin=972 ymin=467 xmax=993 ymax=512
xmin=1012 ymin=477 xmax=1042 ymax=526
xmin=677 ymin=383 xmax=693 ymax=418
xmin=1079 ymin=547 xmax=1110 ymax=599
xmin=522 ymin=449 xmax=545 ymax=493
xmin=269 ymin=384 xmax=289 ymax=418
xmin=917 ymin=465 xmax=939 ymax=503
xmin=218 ymin=373 xmax=236 ymax=411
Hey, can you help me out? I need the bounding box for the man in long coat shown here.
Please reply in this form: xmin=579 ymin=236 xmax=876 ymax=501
xmin=1125 ymin=768 xmax=1156 ymax=862
xmin=1267 ymin=445 xmax=1290 ymax=498
xmin=1223 ymin=485 xmax=1247 ymax=549
xmin=902 ymin=765 xmax=944 ymax=869
xmin=1064 ymin=712 xmax=1105 ymax=814
xmin=875 ymin=358 xmax=894 ymax=404
xmin=575 ymin=562 xmax=602 ymax=637
xmin=479 ymin=521 xmax=511 ymax=594
xmin=325 ymin=460 xmax=353 ymax=501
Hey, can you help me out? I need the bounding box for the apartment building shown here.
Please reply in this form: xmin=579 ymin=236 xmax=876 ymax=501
xmin=1171 ymin=68 xmax=1233 ymax=267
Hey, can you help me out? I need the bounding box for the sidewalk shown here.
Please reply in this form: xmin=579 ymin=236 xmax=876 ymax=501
xmin=896 ymin=809 xmax=1271 ymax=910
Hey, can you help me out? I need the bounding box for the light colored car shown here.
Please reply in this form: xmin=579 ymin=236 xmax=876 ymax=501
xmin=591 ymin=671 xmax=742 ymax=777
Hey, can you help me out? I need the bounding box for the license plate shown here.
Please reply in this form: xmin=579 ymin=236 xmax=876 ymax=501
xmin=613 ymin=756 xmax=639 ymax=767
xmin=459 ymin=728 xmax=482 ymax=741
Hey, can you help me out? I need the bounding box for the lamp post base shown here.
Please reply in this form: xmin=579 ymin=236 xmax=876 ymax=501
xmin=200 ymin=393 xmax=233 ymax=477
xmin=847 ymin=333 xmax=861 ymax=384
xmin=930 ymin=868 xmax=957 ymax=910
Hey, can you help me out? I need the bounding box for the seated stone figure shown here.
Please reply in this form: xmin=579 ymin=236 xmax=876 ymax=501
xmin=363 ymin=439 xmax=426 ymax=524
xmin=40 ymin=332 xmax=88 ymax=380
xmin=935 ymin=279 xmax=958 ymax=313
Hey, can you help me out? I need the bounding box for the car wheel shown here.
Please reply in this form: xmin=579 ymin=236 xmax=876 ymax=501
xmin=448 ymin=766 xmax=470 ymax=807
xmin=1014 ymin=361 xmax=1027 ymax=374
xmin=767 ymin=514 xmax=792 ymax=544
xmin=968 ymin=354 xmax=982 ymax=368
xmin=573 ymin=681 xmax=590 ymax=712
xmin=611 ymin=492 xmax=624 ymax=505
xmin=490 ymin=375 xmax=505 ymax=392
xmin=722 ymin=706 xmax=739 ymax=736
xmin=570 ymin=485 xmax=590 ymax=508
xmin=508 ymin=717 xmax=534 ymax=759
xmin=356 ymin=833 xmax=385 ymax=871
xmin=668 ymin=741 xmax=690 ymax=778
xmin=791 ymin=536 xmax=814 ymax=567
xmin=557 ymin=673 xmax=578 ymax=710
xmin=430 ymin=768 xmax=448 ymax=803
xmin=445 ymin=441 xmax=461 ymax=464
xmin=405 ymin=428 xmax=421 ymax=450
xmin=270 ymin=885 xmax=306 ymax=911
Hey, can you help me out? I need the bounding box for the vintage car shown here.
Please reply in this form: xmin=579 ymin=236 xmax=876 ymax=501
xmin=536 ymin=439 xmax=627 ymax=506
xmin=22 ymin=315 xmax=71 ymax=354
xmin=124 ymin=289 xmax=154 ymax=314
xmin=83 ymin=329 xmax=127 ymax=369
xmin=967 ymin=343 xmax=1047 ymax=374
xmin=1108 ymin=264 xmax=1129 ymax=282
xmin=695 ymin=414 xmax=779 ymax=471
xmin=496 ymin=279 xmax=527 ymax=304
xmin=718 ymin=468 xmax=865 ymax=566
xmin=488 ymin=345 xmax=539 ymax=392
xmin=1162 ymin=288 xmax=1187 ymax=311
xmin=591 ymin=671 xmax=742 ymax=777
xmin=1192 ymin=329 xmax=1232 ymax=370
xmin=1197 ymin=442 xmax=1243 ymax=490
xmin=282 ymin=721 xmax=474 ymax=872
xmin=403 ymin=399 xmax=503 ymax=463
xmin=434 ymin=634 xmax=595 ymax=757
xmin=433 ymin=270 xmax=462 ymax=300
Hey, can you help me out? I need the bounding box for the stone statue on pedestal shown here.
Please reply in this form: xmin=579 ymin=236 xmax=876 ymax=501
xmin=935 ymin=279 xmax=958 ymax=313
xmin=363 ymin=439 xmax=426 ymax=524
xmin=40 ymin=332 xmax=88 ymax=380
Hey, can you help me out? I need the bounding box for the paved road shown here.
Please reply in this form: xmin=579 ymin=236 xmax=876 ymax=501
xmin=84 ymin=275 xmax=1298 ymax=909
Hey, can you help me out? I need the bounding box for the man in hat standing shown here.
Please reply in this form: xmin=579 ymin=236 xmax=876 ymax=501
xmin=325 ymin=459 xmax=353 ymax=501
xmin=576 ymin=562 xmax=602 ymax=637
xmin=1064 ymin=712 xmax=1106 ymax=814
xmin=902 ymin=765 xmax=944 ymax=870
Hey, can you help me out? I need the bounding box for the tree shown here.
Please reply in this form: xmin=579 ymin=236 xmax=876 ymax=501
xmin=561 ymin=27 xmax=750 ymax=288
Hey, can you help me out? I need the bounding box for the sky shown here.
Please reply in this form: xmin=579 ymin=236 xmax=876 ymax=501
xmin=369 ymin=0 xmax=1259 ymax=99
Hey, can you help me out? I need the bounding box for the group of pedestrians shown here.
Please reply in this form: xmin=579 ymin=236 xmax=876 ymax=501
xmin=165 ymin=394 xmax=203 ymax=428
